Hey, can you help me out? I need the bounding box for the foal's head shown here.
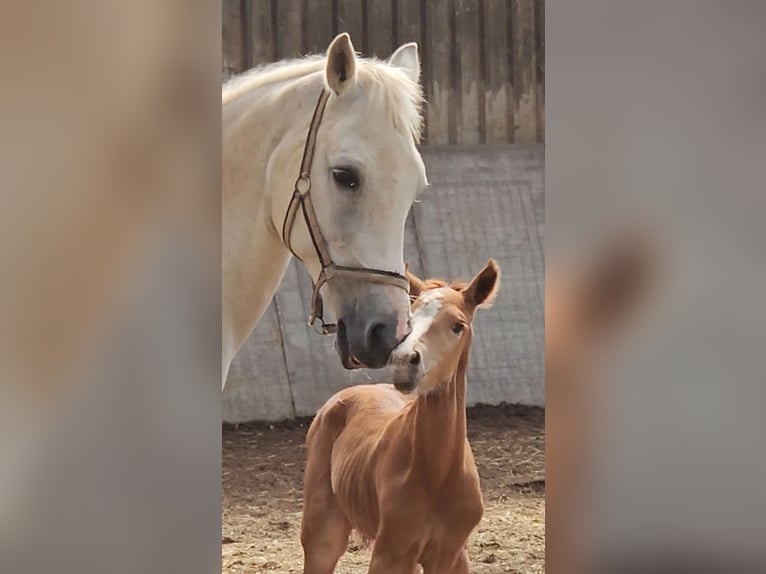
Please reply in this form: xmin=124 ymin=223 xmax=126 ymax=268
xmin=389 ymin=260 xmax=501 ymax=392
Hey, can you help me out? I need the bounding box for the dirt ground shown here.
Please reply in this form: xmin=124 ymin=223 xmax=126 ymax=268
xmin=223 ymin=403 xmax=544 ymax=574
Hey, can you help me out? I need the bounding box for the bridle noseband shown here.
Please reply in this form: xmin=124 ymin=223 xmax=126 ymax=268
xmin=281 ymin=89 xmax=410 ymax=335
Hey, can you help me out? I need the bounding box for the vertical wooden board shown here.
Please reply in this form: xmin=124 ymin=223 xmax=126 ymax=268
xmin=512 ymin=0 xmax=538 ymax=143
xmin=336 ymin=0 xmax=364 ymax=49
xmin=222 ymin=0 xmax=245 ymax=76
xmin=275 ymin=0 xmax=304 ymax=59
xmin=484 ymin=0 xmax=511 ymax=143
xmin=396 ymin=0 xmax=427 ymax=141
xmin=396 ymin=0 xmax=422 ymax=45
xmin=535 ymin=0 xmax=545 ymax=142
xmin=305 ymin=0 xmax=334 ymax=55
xmin=248 ymin=0 xmax=275 ymax=66
xmin=223 ymin=301 xmax=295 ymax=422
xmin=426 ymin=0 xmax=452 ymax=145
xmin=367 ymin=0 xmax=394 ymax=58
xmin=455 ymin=0 xmax=482 ymax=144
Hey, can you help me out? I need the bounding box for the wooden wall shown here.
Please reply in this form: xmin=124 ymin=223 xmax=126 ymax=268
xmin=222 ymin=0 xmax=544 ymax=143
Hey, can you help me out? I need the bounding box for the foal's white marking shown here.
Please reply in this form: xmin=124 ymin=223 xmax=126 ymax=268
xmin=394 ymin=288 xmax=448 ymax=358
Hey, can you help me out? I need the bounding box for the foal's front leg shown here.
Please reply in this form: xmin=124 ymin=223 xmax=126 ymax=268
xmin=367 ymin=548 xmax=419 ymax=574
xmin=367 ymin=531 xmax=420 ymax=574
xmin=421 ymin=547 xmax=470 ymax=574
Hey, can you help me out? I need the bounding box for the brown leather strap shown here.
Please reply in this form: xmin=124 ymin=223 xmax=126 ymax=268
xmin=282 ymin=89 xmax=330 ymax=252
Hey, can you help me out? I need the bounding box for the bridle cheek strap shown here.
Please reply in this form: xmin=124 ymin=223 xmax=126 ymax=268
xmin=280 ymin=89 xmax=409 ymax=335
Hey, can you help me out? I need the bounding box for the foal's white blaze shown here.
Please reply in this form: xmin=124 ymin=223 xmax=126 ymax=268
xmin=391 ymin=288 xmax=448 ymax=372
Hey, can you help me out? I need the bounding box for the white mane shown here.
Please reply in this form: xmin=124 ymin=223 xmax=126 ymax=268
xmin=222 ymin=55 xmax=424 ymax=142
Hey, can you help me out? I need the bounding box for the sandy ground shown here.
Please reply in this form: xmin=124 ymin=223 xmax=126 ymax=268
xmin=223 ymin=403 xmax=544 ymax=573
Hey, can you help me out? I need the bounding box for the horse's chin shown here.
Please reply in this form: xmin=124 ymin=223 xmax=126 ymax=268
xmin=342 ymin=356 xmax=364 ymax=369
xmin=335 ymin=338 xmax=365 ymax=370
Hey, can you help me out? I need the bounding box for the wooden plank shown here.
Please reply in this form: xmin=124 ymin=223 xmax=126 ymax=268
xmin=535 ymin=0 xmax=545 ymax=142
xmin=425 ymin=0 xmax=452 ymax=145
xmin=367 ymin=0 xmax=394 ymax=59
xmin=248 ymin=0 xmax=275 ymax=66
xmin=419 ymin=0 xmax=430 ymax=143
xmin=275 ymin=0 xmax=303 ymax=59
xmin=222 ymin=0 xmax=245 ymax=76
xmin=305 ymin=0 xmax=334 ymax=55
xmin=396 ymin=0 xmax=422 ymax=45
xmin=396 ymin=0 xmax=426 ymax=141
xmin=512 ymin=0 xmax=538 ymax=143
xmin=336 ymin=0 xmax=364 ymax=50
xmin=483 ymin=0 xmax=511 ymax=143
xmin=455 ymin=0 xmax=482 ymax=144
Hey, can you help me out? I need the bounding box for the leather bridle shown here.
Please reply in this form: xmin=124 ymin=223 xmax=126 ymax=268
xmin=281 ymin=89 xmax=410 ymax=335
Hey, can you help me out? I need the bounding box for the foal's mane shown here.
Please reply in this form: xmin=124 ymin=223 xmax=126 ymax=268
xmin=222 ymin=54 xmax=424 ymax=142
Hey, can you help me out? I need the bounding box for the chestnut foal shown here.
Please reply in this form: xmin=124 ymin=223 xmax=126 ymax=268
xmin=301 ymin=260 xmax=501 ymax=574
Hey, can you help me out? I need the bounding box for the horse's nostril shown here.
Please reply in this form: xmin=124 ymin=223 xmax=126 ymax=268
xmin=359 ymin=319 xmax=398 ymax=368
xmin=409 ymin=351 xmax=421 ymax=366
xmin=367 ymin=322 xmax=388 ymax=347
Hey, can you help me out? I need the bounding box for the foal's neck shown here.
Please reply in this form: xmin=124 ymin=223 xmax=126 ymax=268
xmin=410 ymin=340 xmax=472 ymax=485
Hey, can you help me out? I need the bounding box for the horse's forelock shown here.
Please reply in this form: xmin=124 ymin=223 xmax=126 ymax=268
xmin=356 ymin=59 xmax=424 ymax=143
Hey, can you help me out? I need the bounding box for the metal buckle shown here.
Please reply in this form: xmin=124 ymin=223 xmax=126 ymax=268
xmin=295 ymin=175 xmax=311 ymax=196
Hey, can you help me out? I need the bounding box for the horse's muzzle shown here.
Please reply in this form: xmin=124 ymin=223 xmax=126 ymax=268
xmin=335 ymin=309 xmax=402 ymax=370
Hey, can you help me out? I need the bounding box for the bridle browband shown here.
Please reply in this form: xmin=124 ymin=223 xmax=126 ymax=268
xmin=281 ymin=89 xmax=410 ymax=335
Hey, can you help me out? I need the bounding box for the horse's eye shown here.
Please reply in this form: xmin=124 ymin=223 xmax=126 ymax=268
xmin=331 ymin=167 xmax=360 ymax=190
xmin=452 ymin=323 xmax=465 ymax=335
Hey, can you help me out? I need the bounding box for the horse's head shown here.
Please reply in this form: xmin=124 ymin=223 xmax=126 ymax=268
xmin=389 ymin=261 xmax=501 ymax=392
xmin=277 ymin=34 xmax=427 ymax=370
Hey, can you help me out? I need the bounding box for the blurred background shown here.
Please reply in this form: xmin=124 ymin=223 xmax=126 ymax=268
xmin=221 ymin=0 xmax=545 ymax=423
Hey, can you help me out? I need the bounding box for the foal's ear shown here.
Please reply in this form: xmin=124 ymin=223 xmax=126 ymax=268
xmin=405 ymin=263 xmax=426 ymax=298
xmin=465 ymin=260 xmax=501 ymax=310
xmin=388 ymin=42 xmax=420 ymax=83
xmin=325 ymin=33 xmax=358 ymax=96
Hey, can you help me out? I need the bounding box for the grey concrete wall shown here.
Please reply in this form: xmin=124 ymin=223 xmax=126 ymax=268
xmin=223 ymin=144 xmax=544 ymax=423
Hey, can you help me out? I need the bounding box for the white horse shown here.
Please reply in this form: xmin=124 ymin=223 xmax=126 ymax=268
xmin=222 ymin=34 xmax=428 ymax=388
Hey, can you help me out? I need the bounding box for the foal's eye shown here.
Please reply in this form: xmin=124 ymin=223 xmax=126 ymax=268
xmin=331 ymin=167 xmax=360 ymax=190
xmin=451 ymin=323 xmax=465 ymax=335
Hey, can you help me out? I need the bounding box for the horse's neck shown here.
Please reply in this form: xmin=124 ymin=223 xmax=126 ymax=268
xmin=408 ymin=342 xmax=472 ymax=485
xmin=222 ymin=75 xmax=320 ymax=356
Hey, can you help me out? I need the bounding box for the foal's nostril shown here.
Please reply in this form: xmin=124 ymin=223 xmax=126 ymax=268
xmin=409 ymin=351 xmax=421 ymax=366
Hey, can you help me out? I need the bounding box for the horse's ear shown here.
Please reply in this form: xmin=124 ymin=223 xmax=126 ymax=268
xmin=465 ymin=260 xmax=501 ymax=310
xmin=325 ymin=33 xmax=357 ymax=96
xmin=405 ymin=263 xmax=426 ymax=298
xmin=388 ymin=42 xmax=420 ymax=83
